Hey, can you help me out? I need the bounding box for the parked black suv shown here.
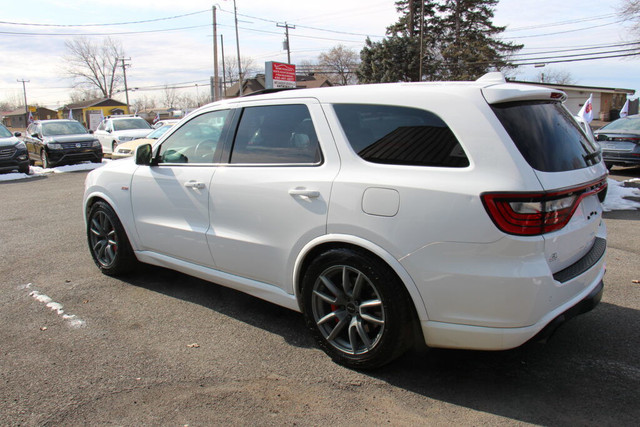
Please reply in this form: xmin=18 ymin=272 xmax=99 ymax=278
xmin=0 ymin=123 xmax=29 ymax=174
xmin=24 ymin=120 xmax=103 ymax=168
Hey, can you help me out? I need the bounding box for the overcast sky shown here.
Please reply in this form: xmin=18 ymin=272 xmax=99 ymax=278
xmin=0 ymin=0 xmax=636 ymax=108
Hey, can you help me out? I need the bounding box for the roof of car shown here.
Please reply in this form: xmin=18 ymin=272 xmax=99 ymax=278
xmin=199 ymin=73 xmax=562 ymax=111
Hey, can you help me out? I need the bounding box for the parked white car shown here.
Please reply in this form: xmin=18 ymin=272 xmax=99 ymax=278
xmin=83 ymin=73 xmax=608 ymax=369
xmin=94 ymin=116 xmax=152 ymax=154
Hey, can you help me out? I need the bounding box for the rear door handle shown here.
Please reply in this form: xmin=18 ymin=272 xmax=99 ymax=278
xmin=184 ymin=180 xmax=206 ymax=189
xmin=289 ymin=188 xmax=320 ymax=199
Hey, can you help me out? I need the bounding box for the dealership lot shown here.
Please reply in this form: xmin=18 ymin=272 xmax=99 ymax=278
xmin=1 ymin=168 xmax=639 ymax=425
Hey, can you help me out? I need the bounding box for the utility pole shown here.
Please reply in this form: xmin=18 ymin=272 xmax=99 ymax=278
xmin=221 ymin=34 xmax=227 ymax=97
xmin=233 ymin=0 xmax=243 ymax=97
xmin=17 ymin=79 xmax=29 ymax=126
xmin=277 ymin=22 xmax=296 ymax=64
xmin=118 ymin=58 xmax=131 ymax=113
xmin=212 ymin=6 xmax=220 ymax=102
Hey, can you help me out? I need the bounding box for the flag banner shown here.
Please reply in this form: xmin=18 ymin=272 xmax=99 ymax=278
xmin=578 ymin=94 xmax=594 ymax=123
xmin=620 ymin=99 xmax=629 ymax=118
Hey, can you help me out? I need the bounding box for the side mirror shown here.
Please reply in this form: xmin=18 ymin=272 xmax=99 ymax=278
xmin=135 ymin=143 xmax=153 ymax=166
xmin=107 ymin=129 xmax=112 ymax=133
xmin=14 ymin=132 xmax=21 ymax=137
xmin=88 ymin=130 xmax=94 ymax=134
xmin=31 ymin=133 xmax=39 ymax=138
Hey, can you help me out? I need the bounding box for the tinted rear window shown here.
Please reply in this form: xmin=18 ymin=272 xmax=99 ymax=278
xmin=333 ymin=104 xmax=468 ymax=167
xmin=491 ymin=101 xmax=601 ymax=172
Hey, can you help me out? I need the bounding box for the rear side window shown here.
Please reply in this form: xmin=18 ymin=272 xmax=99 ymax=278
xmin=230 ymin=104 xmax=322 ymax=165
xmin=491 ymin=101 xmax=601 ymax=172
xmin=333 ymin=104 xmax=468 ymax=167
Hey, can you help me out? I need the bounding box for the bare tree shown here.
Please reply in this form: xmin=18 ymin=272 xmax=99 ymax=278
xmin=536 ymin=68 xmax=576 ymax=85
xmin=0 ymin=93 xmax=23 ymax=111
xmin=223 ymin=56 xmax=258 ymax=88
xmin=619 ymin=0 xmax=640 ymax=35
xmin=64 ymin=37 xmax=124 ymax=98
xmin=131 ymin=95 xmax=157 ymax=114
xmin=162 ymin=86 xmax=180 ymax=109
xmin=68 ymin=88 xmax=102 ymax=103
xmin=318 ymin=45 xmax=360 ymax=85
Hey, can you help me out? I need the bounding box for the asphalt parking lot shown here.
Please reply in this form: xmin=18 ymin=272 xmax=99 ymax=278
xmin=1 ymin=167 xmax=639 ymax=426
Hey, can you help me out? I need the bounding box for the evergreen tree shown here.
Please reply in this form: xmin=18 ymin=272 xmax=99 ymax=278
xmin=437 ymin=0 xmax=522 ymax=80
xmin=357 ymin=0 xmax=522 ymax=83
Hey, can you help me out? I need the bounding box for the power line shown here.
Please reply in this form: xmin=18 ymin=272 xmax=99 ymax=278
xmin=504 ymin=13 xmax=618 ymax=32
xmin=506 ymin=19 xmax=625 ymax=39
xmin=0 ymin=10 xmax=209 ymax=27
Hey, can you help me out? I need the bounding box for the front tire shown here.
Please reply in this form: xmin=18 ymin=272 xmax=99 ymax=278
xmin=301 ymin=248 xmax=415 ymax=369
xmin=87 ymin=201 xmax=136 ymax=276
xmin=41 ymin=150 xmax=52 ymax=169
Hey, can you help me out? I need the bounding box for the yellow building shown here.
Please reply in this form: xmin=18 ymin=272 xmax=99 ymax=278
xmin=59 ymin=98 xmax=129 ymax=130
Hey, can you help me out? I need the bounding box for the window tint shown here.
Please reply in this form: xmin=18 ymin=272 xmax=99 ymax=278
xmin=112 ymin=118 xmax=151 ymax=131
xmin=333 ymin=104 xmax=468 ymax=167
xmin=157 ymin=110 xmax=229 ymax=164
xmin=230 ymin=104 xmax=322 ymax=164
xmin=491 ymin=101 xmax=601 ymax=172
xmin=0 ymin=124 xmax=12 ymax=138
xmin=42 ymin=121 xmax=88 ymax=136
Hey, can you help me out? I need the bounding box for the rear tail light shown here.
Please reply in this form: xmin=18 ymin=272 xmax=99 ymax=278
xmin=481 ymin=178 xmax=607 ymax=236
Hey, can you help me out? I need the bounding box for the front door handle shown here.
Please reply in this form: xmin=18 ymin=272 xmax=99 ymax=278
xmin=184 ymin=180 xmax=206 ymax=189
xmin=288 ymin=188 xmax=320 ymax=199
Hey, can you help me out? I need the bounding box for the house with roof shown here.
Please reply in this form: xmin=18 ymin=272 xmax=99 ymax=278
xmin=225 ymin=74 xmax=333 ymax=98
xmin=58 ymin=98 xmax=130 ymax=130
xmin=2 ymin=106 xmax=58 ymax=128
xmin=510 ymin=80 xmax=636 ymax=121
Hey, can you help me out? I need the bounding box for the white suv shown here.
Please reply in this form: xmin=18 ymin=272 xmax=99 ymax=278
xmin=83 ymin=73 xmax=608 ymax=369
xmin=94 ymin=116 xmax=152 ymax=154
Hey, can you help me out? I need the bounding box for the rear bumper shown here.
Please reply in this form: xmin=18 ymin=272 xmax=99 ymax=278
xmin=602 ymin=151 xmax=640 ymax=166
xmin=420 ymin=266 xmax=605 ymax=351
xmin=530 ymin=279 xmax=603 ymax=344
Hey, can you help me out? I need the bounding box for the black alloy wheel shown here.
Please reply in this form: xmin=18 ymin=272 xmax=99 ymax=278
xmin=87 ymin=201 xmax=136 ymax=276
xmin=301 ymin=248 xmax=415 ymax=369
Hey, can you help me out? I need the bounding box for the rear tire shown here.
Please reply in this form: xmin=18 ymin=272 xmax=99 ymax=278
xmin=301 ymin=248 xmax=415 ymax=369
xmin=87 ymin=201 xmax=137 ymax=276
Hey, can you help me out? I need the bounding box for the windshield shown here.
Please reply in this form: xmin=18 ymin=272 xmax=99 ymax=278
xmin=147 ymin=125 xmax=173 ymax=139
xmin=491 ymin=101 xmax=601 ymax=172
xmin=598 ymin=116 xmax=640 ymax=132
xmin=113 ymin=118 xmax=151 ymax=131
xmin=0 ymin=124 xmax=12 ymax=138
xmin=42 ymin=121 xmax=88 ymax=136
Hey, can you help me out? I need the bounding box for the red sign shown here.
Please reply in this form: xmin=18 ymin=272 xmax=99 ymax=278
xmin=266 ymin=61 xmax=296 ymax=89
xmin=272 ymin=62 xmax=296 ymax=82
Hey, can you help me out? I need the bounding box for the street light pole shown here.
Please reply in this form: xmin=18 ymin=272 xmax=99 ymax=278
xmin=233 ymin=0 xmax=243 ymax=97
xmin=212 ymin=6 xmax=220 ymax=102
xmin=17 ymin=79 xmax=29 ymax=125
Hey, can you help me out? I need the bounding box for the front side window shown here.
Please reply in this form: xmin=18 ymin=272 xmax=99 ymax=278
xmin=157 ymin=110 xmax=230 ymax=164
xmin=333 ymin=104 xmax=469 ymax=167
xmin=230 ymin=104 xmax=322 ymax=164
xmin=491 ymin=101 xmax=601 ymax=172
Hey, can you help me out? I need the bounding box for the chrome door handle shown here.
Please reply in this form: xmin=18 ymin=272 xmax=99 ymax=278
xmin=184 ymin=181 xmax=206 ymax=189
xmin=288 ymin=188 xmax=320 ymax=199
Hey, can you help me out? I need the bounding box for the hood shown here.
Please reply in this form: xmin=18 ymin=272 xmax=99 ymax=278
xmin=45 ymin=134 xmax=98 ymax=144
xmin=0 ymin=136 xmax=21 ymax=147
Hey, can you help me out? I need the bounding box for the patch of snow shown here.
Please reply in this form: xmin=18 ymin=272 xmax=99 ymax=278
xmin=23 ymin=285 xmax=87 ymax=329
xmin=0 ymin=160 xmax=109 ymax=182
xmin=602 ymin=179 xmax=640 ymax=212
